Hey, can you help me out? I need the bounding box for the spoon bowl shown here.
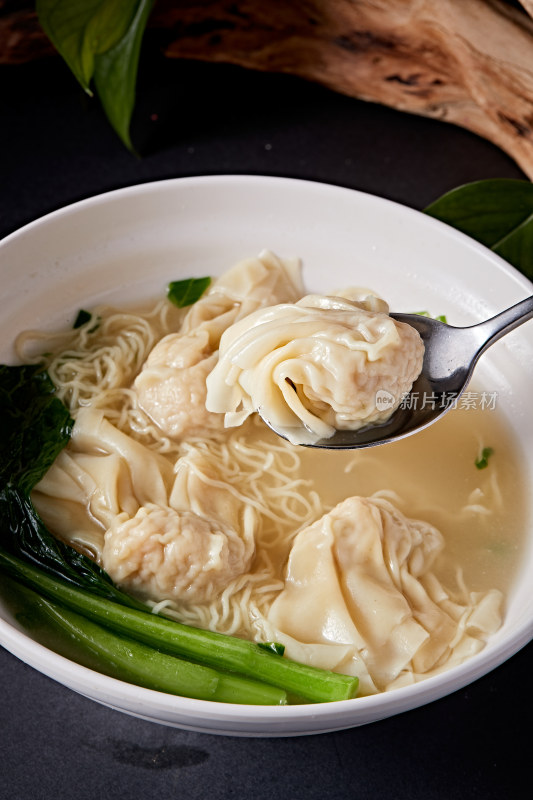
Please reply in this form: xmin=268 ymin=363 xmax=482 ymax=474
xmin=262 ymin=295 xmax=533 ymax=449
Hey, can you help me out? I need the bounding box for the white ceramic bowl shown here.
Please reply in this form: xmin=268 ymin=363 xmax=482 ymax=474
xmin=1 ymin=175 xmax=532 ymax=736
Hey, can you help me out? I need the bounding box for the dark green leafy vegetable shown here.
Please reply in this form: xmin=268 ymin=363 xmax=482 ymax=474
xmin=167 ymin=277 xmax=212 ymax=308
xmin=0 ymin=364 xmax=144 ymax=609
xmin=15 ymin=582 xmax=287 ymax=705
xmin=0 ymin=550 xmax=359 ymax=703
xmin=0 ymin=487 xmax=147 ymax=610
xmin=36 ymin=0 xmax=154 ymax=150
xmin=475 ymin=447 xmax=494 ymax=470
xmin=425 ymin=179 xmax=533 ymax=279
xmin=0 ymin=364 xmax=73 ymax=494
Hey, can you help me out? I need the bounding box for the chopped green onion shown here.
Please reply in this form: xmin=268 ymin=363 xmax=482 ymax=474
xmin=167 ymin=277 xmax=211 ymax=308
xmin=73 ymin=309 xmax=100 ymax=332
xmin=413 ymin=311 xmax=447 ymax=323
xmin=73 ymin=309 xmax=92 ymax=328
xmin=475 ymin=446 xmax=494 ymax=469
xmin=258 ymin=642 xmax=286 ymax=656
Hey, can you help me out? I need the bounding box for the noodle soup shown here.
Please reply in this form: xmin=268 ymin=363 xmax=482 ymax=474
xmin=12 ymin=251 xmax=528 ymax=697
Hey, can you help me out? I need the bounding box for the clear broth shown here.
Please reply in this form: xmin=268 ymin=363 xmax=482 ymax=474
xmin=296 ymin=397 xmax=528 ymax=596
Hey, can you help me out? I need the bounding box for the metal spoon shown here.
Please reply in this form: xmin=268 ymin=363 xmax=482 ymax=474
xmin=262 ymin=295 xmax=533 ymax=450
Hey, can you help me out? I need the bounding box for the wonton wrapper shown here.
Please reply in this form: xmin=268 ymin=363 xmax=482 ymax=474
xmin=102 ymin=504 xmax=253 ymax=605
xmin=205 ymin=293 xmax=424 ymax=445
xmin=33 ymin=410 xmax=258 ymax=605
xmin=103 ymin=448 xmax=258 ymax=604
xmin=32 ymin=407 xmax=174 ymax=557
xmin=134 ymin=249 xmax=304 ymax=440
xmin=266 ymin=496 xmax=502 ymax=695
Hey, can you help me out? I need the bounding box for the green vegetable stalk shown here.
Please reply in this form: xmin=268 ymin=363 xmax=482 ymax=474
xmin=0 ymin=549 xmax=359 ymax=704
xmin=14 ymin=582 xmax=288 ymax=705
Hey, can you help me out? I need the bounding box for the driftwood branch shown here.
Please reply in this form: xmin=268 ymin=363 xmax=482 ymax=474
xmin=2 ymin=0 xmax=533 ymax=177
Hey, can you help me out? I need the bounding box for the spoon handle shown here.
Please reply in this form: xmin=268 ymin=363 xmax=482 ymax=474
xmin=473 ymin=295 xmax=533 ymax=354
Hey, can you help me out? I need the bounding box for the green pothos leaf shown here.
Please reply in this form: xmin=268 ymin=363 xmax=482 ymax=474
xmin=424 ymin=179 xmax=533 ymax=280
xmin=36 ymin=0 xmax=154 ymax=150
xmin=92 ymin=0 xmax=154 ymax=150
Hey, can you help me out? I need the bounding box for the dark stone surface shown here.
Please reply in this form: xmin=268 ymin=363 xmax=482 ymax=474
xmin=1 ymin=42 xmax=531 ymax=800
